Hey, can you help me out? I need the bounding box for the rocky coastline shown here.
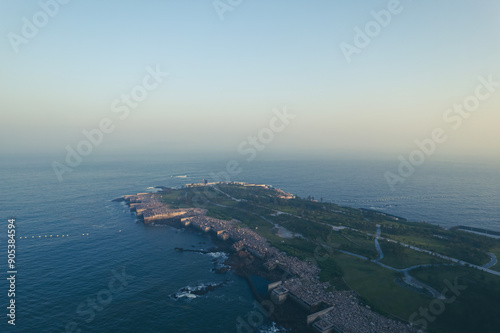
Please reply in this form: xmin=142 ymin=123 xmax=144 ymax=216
xmin=117 ymin=189 xmax=419 ymax=333
xmin=173 ymin=224 xmax=313 ymax=332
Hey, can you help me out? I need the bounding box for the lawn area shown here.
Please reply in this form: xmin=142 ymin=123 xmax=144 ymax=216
xmin=264 ymin=213 xmax=332 ymax=241
xmin=386 ymin=234 xmax=489 ymax=266
xmin=489 ymin=248 xmax=500 ymax=272
xmin=158 ymin=189 xmax=188 ymax=208
xmin=409 ymin=265 xmax=500 ymax=333
xmin=387 ymin=234 xmax=454 ymax=255
xmin=272 ymin=237 xmax=317 ymax=261
xmin=379 ymin=240 xmax=448 ymax=269
xmin=334 ymin=253 xmax=431 ymax=321
xmin=333 ymin=229 xmax=378 ymax=259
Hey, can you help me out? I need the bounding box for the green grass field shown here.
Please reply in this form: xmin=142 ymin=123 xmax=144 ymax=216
xmin=386 ymin=233 xmax=490 ymax=266
xmin=409 ymin=265 xmax=500 ymax=333
xmin=155 ymin=184 xmax=500 ymax=333
xmin=379 ymin=240 xmax=448 ymax=269
xmin=333 ymin=253 xmax=431 ymax=320
xmin=489 ymin=248 xmax=500 ymax=272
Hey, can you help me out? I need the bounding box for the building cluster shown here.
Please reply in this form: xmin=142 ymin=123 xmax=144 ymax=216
xmin=125 ymin=193 xmax=205 ymax=223
xmin=185 ymin=181 xmax=296 ymax=199
xmin=267 ymin=269 xmax=418 ymax=332
xmin=186 ymin=181 xmax=270 ymax=188
xmin=124 ymin=190 xmax=416 ymax=333
xmin=274 ymin=188 xmax=296 ymax=199
xmin=180 ymin=215 xmax=272 ymax=257
xmin=311 ymin=291 xmax=417 ymax=333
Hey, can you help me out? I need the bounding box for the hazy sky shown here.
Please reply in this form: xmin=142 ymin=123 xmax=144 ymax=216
xmin=1 ymin=0 xmax=499 ymax=161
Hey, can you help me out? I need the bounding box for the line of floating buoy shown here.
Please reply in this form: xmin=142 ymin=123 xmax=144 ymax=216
xmin=18 ymin=230 xmax=124 ymax=240
xmin=19 ymin=234 xmax=90 ymax=239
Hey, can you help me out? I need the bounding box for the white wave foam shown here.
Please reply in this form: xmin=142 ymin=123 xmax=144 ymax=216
xmin=175 ymin=291 xmax=198 ymax=299
xmin=207 ymin=252 xmax=228 ymax=260
xmin=259 ymin=322 xmax=289 ymax=333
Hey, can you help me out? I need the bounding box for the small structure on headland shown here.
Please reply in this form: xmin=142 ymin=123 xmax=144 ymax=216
xmin=271 ymin=285 xmax=289 ymax=305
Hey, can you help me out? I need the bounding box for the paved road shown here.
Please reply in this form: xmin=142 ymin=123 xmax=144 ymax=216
xmin=362 ymin=226 xmax=500 ymax=278
xmin=483 ymin=252 xmax=498 ymax=269
xmin=211 ymin=185 xmax=241 ymax=202
xmin=373 ymin=224 xmax=383 ymax=262
xmin=382 ymin=237 xmax=500 ymax=277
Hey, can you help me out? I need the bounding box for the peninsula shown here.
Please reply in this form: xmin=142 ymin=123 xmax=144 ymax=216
xmin=119 ymin=182 xmax=500 ymax=333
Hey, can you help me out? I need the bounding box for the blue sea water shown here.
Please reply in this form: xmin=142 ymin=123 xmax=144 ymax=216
xmin=0 ymin=155 xmax=499 ymax=332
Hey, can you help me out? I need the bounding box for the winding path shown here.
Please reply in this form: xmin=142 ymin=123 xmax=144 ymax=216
xmin=367 ymin=225 xmax=444 ymax=298
xmin=483 ymin=252 xmax=498 ymax=269
xmin=373 ymin=224 xmax=383 ymax=262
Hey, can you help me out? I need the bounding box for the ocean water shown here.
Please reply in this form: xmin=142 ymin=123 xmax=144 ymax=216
xmin=0 ymin=155 xmax=499 ymax=333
